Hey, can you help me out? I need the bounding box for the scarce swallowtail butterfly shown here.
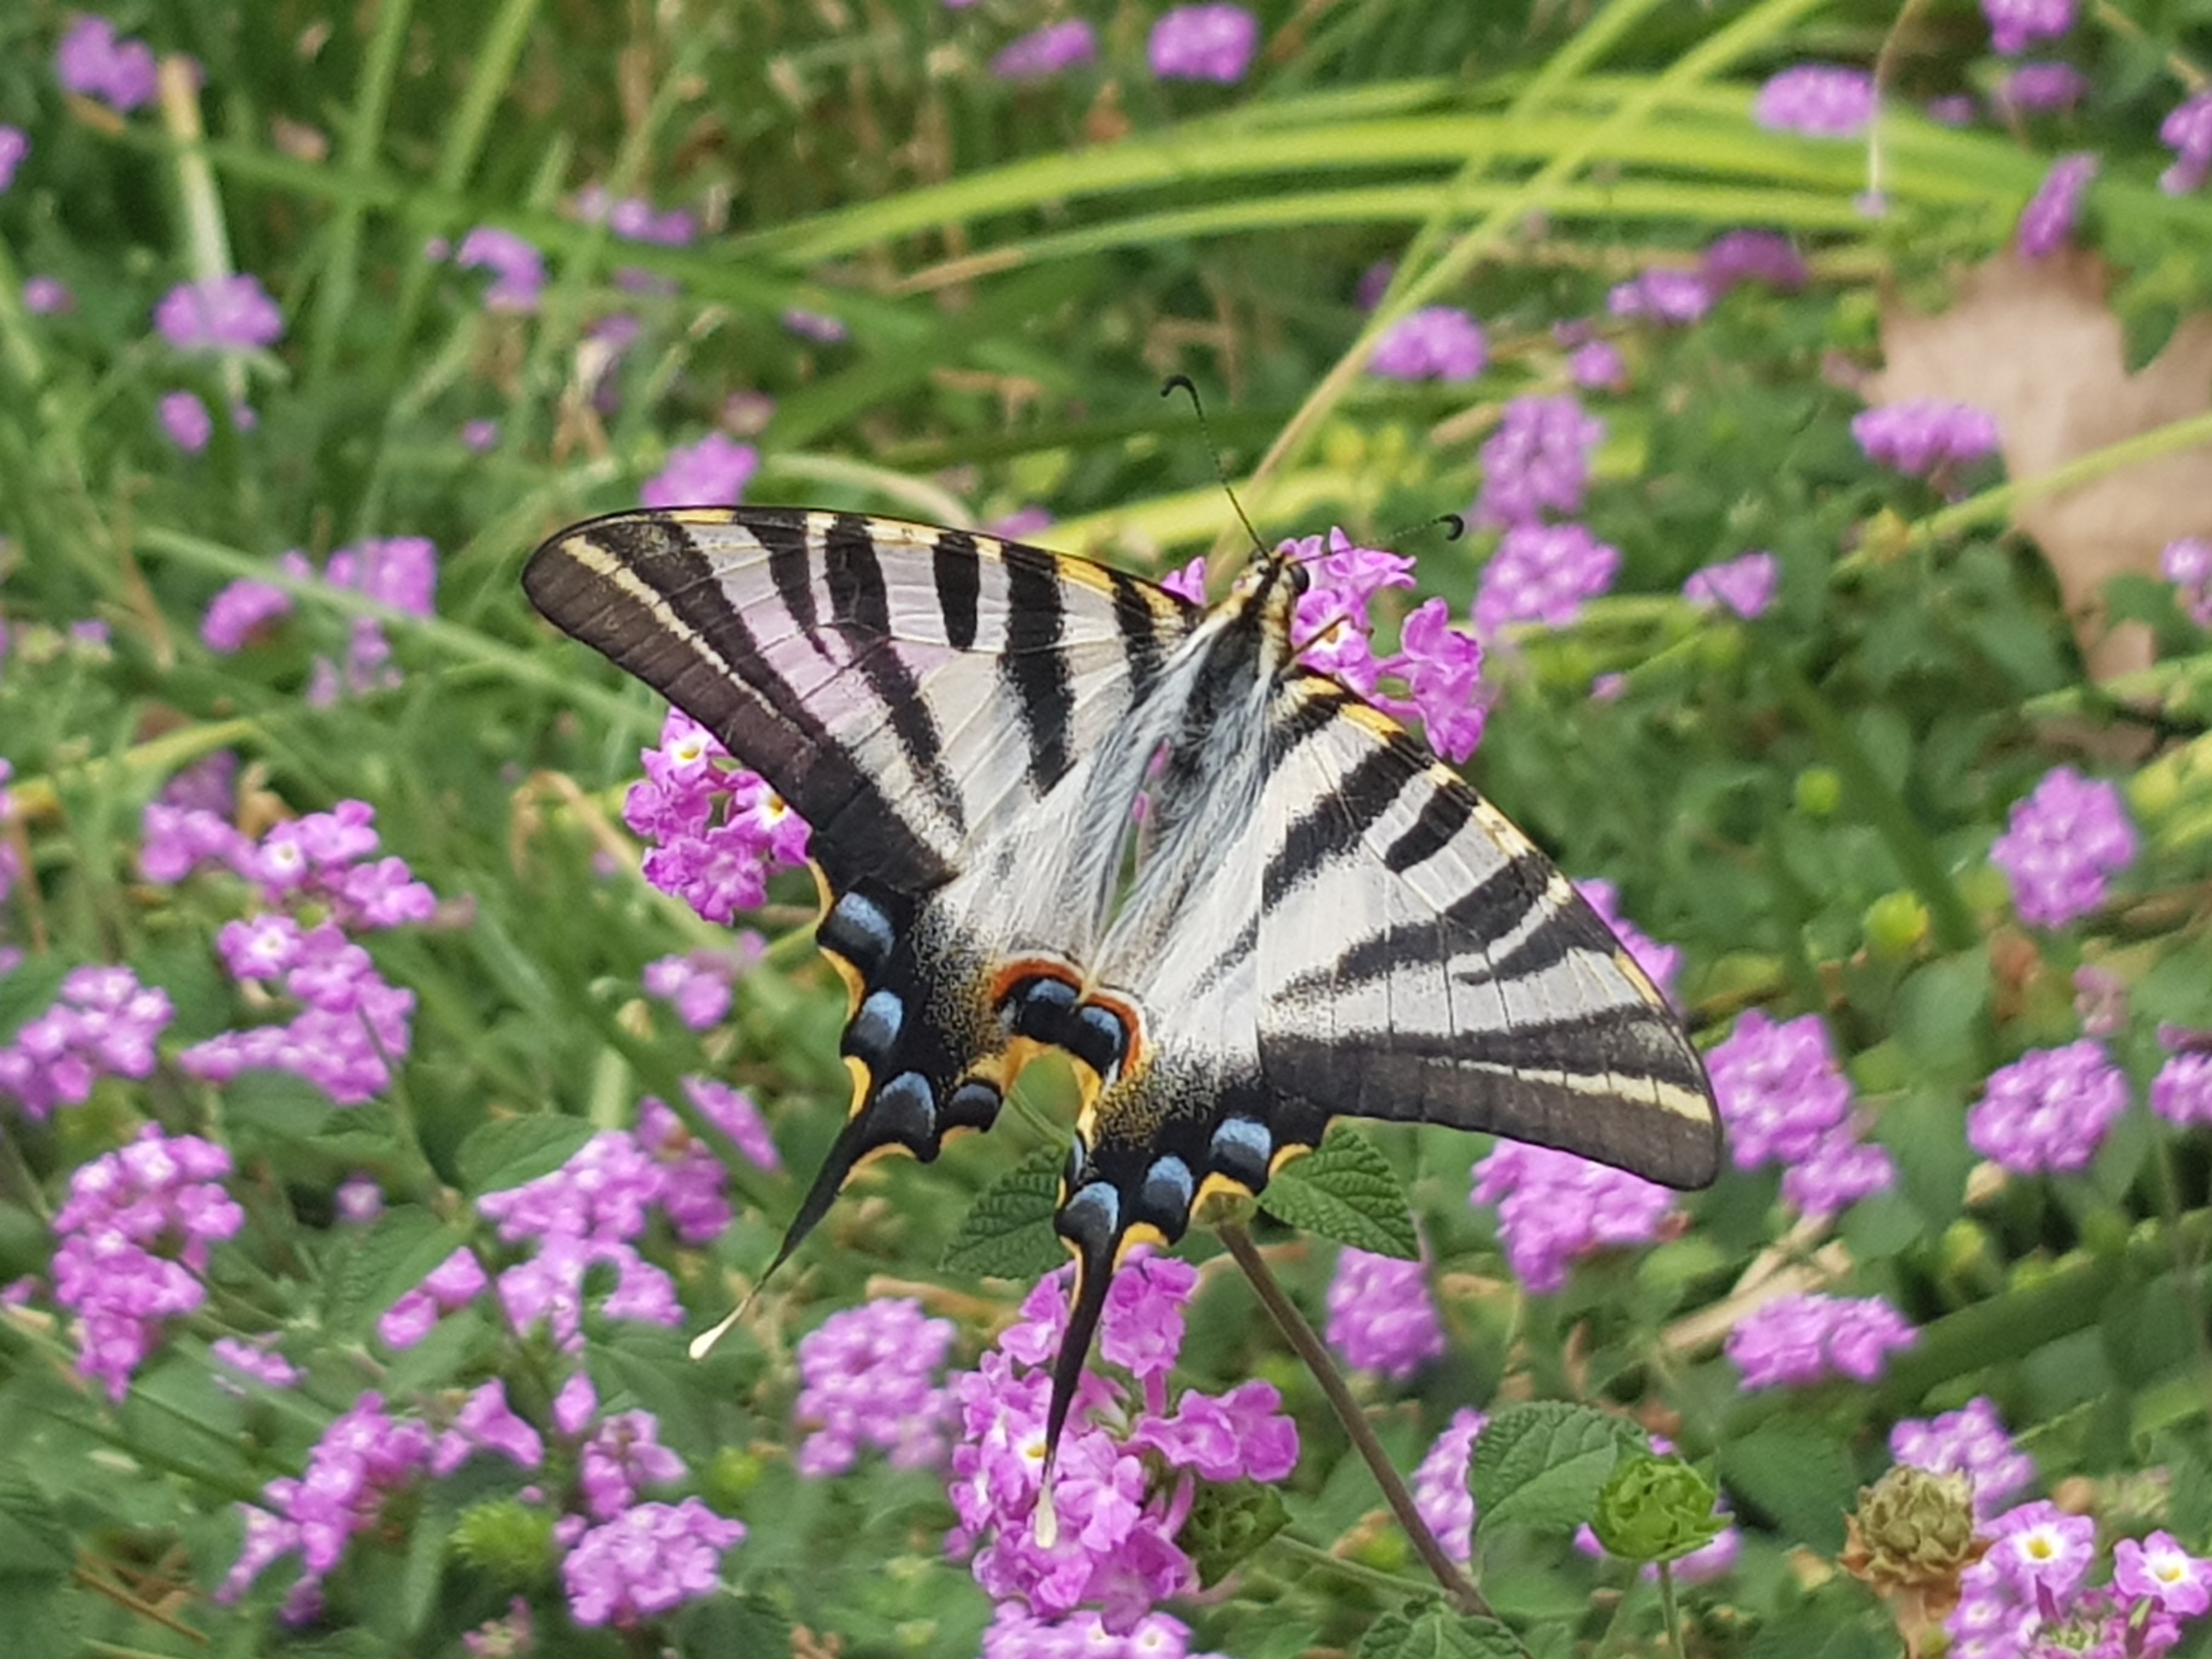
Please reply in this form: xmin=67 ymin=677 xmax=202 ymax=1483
xmin=523 ymin=505 xmax=1722 ymax=1476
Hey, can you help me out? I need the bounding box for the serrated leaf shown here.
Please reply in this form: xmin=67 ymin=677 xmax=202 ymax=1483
xmin=1470 ymin=1402 xmax=1641 ymax=1537
xmin=1717 ymin=1424 xmax=1857 ymax=1554
xmin=323 ymin=1206 xmax=467 ymax=1338
xmin=1257 ymin=1126 xmax=1418 ymax=1260
xmin=1356 ymin=1605 xmax=1523 ymax=1659
xmin=940 ymin=1144 xmax=1069 ymax=1279
xmin=0 ymin=958 xmax=67 ymax=1045
xmin=458 ymin=1115 xmax=596 ymax=1195
xmin=1180 ymin=1481 xmax=1290 ymax=1588
xmin=223 ymin=1069 xmax=339 ymax=1142
xmin=680 ymin=1590 xmax=794 ymax=1657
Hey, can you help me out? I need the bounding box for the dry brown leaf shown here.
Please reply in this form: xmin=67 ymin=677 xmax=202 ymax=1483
xmin=1865 ymin=249 xmax=2212 ymax=680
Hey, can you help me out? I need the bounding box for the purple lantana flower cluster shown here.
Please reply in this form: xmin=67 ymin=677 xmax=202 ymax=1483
xmin=223 ymin=1364 xmax=740 ymax=1629
xmin=1412 ymin=1408 xmax=1487 ymax=1562
xmin=454 ymin=226 xmax=546 ymax=313
xmin=640 ymin=431 xmax=760 ymax=509
xmin=1999 ymin=62 xmax=2089 ymax=114
xmin=573 ymin=184 xmax=698 ymax=246
xmin=1988 ymin=765 xmax=2137 ymax=927
xmin=1147 ymin=4 xmax=1259 ymax=84
xmin=2153 ymin=1031 xmax=2212 ymax=1130
xmin=1984 ymin=0 xmax=2075 ymax=54
xmin=1474 ymin=395 xmax=1604 ymax=529
xmin=992 ymin=20 xmax=1098 ymax=82
xmin=1852 ymin=399 xmax=2002 ymax=478
xmin=1470 ymin=1142 xmax=1673 ymax=1293
xmin=140 ymin=791 xmax=435 ymax=1107
xmin=55 ymin=15 xmax=159 ymax=113
xmin=1683 ymin=550 xmax=1778 ymax=620
xmin=0 ymin=127 xmax=24 ymax=193
xmin=1368 ymin=307 xmax=1486 ymax=382
xmin=0 ymin=964 xmax=174 ymax=1120
xmin=201 ymin=536 xmax=439 ymax=705
xmin=51 ymin=1126 xmax=243 ymax=1400
xmin=794 ymin=1295 xmax=959 ymax=1475
xmin=2164 ymin=91 xmax=2212 ymax=195
xmin=2017 ymin=153 xmax=2097 ymax=257
xmin=1753 ymin=65 xmax=1876 ymax=137
xmin=1968 ymin=1040 xmax=2130 ymax=1175
xmin=1948 ymin=1501 xmax=2211 ymax=1659
xmin=1706 ymin=1010 xmax=1894 ymax=1221
xmin=2162 ymin=538 xmax=2212 ymax=627
xmin=1474 ymin=524 xmax=1620 ymax=639
xmin=1725 ymin=1291 xmax=1916 ymax=1389
xmin=155 ymin=274 xmax=285 ymax=352
xmin=1324 ymin=1247 xmax=1446 ymax=1381
xmin=947 ymin=1254 xmax=1297 ymax=1634
xmin=1890 ymin=1396 xmax=2036 ymax=1521
xmin=625 ymin=708 xmax=811 ymax=923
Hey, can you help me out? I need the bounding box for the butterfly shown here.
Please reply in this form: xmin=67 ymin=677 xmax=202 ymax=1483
xmin=523 ymin=505 xmax=1722 ymax=1476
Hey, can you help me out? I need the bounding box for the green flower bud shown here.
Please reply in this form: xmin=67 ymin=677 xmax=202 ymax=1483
xmin=1842 ymin=1466 xmax=1979 ymax=1596
xmin=1864 ymin=890 xmax=1931 ymax=959
xmin=1591 ymin=1454 xmax=1726 ymax=1564
xmin=705 ymin=1447 xmax=767 ymax=1506
xmin=1795 ymin=766 xmax=1842 ymax=817
xmin=451 ymin=1498 xmax=557 ymax=1587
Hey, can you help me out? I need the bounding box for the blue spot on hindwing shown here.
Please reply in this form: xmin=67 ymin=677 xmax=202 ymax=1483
xmin=1137 ymin=1156 xmax=1195 ymax=1234
xmin=820 ymin=889 xmax=896 ymax=979
xmin=1209 ymin=1116 xmax=1272 ymax=1188
xmin=842 ymin=988 xmax=904 ymax=1064
xmin=871 ymin=1070 xmax=936 ymax=1153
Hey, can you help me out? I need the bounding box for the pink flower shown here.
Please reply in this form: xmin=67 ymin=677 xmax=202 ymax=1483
xmin=154 ymin=274 xmax=285 ymax=351
xmin=1683 ymin=550 xmax=1778 ymax=619
xmin=159 ymin=390 xmax=213 ymax=453
xmin=454 ymin=227 xmax=545 ymax=312
xmin=640 ymin=433 xmax=759 ymax=509
xmin=1148 ymin=4 xmax=1259 ymax=82
xmin=2114 ymin=1530 xmax=2212 ymax=1618
xmin=55 ymin=16 xmax=159 ymax=112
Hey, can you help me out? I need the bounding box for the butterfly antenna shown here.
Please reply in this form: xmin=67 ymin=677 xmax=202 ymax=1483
xmin=1159 ymin=374 xmax=1269 ymax=562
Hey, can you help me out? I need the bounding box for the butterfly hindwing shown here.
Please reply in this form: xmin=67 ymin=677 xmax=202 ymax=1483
xmin=1253 ymin=675 xmax=1722 ymax=1188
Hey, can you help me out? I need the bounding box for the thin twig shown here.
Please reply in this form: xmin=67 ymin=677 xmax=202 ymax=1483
xmin=1215 ymin=1222 xmax=1502 ymax=1626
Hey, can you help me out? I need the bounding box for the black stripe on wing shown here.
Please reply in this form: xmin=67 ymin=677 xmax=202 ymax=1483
xmin=1003 ymin=554 xmax=1075 ymax=792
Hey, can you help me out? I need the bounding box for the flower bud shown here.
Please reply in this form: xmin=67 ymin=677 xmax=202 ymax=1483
xmin=1841 ymin=1466 xmax=1982 ymax=1600
xmin=452 ymin=1498 xmax=557 ymax=1587
xmin=1591 ymin=1454 xmax=1726 ymax=1564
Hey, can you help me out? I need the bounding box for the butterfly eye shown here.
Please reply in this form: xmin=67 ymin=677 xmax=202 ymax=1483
xmin=1285 ymin=557 xmax=1312 ymax=597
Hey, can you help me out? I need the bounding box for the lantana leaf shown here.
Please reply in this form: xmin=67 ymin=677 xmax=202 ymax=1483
xmin=459 ymin=1115 xmax=599 ymax=1195
xmin=1257 ymin=1125 xmax=1419 ymax=1260
xmin=1470 ymin=1402 xmax=1643 ymax=1537
xmin=940 ymin=1144 xmax=1068 ymax=1279
xmin=1355 ymin=1605 xmax=1523 ymax=1659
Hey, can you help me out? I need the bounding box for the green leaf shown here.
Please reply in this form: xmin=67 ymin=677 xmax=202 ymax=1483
xmin=1470 ymin=1402 xmax=1641 ymax=1537
xmin=458 ymin=1114 xmax=596 ymax=1195
xmin=1257 ymin=1126 xmax=1419 ymax=1260
xmin=0 ymin=1468 xmax=70 ymax=1578
xmin=224 ymin=1069 xmax=340 ymax=1142
xmin=940 ymin=1144 xmax=1068 ymax=1279
xmin=1179 ymin=1481 xmax=1290 ymax=1588
xmin=323 ymin=1206 xmax=467 ymax=1338
xmin=1355 ymin=1605 xmax=1523 ymax=1659
xmin=1718 ymin=1424 xmax=1858 ymax=1554
xmin=680 ymin=1591 xmax=794 ymax=1657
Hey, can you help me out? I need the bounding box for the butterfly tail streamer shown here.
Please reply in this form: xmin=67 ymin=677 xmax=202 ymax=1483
xmin=1035 ymin=1222 xmax=1120 ymax=1547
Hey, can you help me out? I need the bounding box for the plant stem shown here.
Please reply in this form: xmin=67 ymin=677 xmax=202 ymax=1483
xmin=1269 ymin=1531 xmax=1452 ymax=1601
xmin=1215 ymin=1222 xmax=1499 ymax=1625
xmin=1657 ymin=1560 xmax=1685 ymax=1659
